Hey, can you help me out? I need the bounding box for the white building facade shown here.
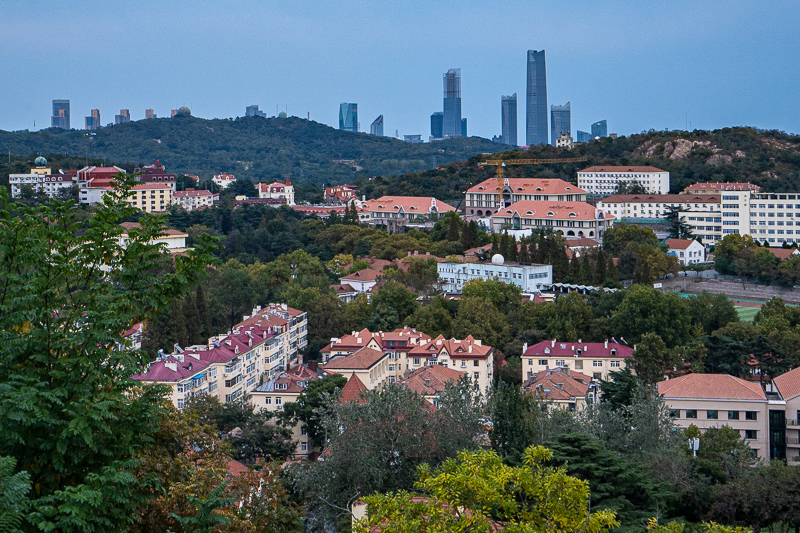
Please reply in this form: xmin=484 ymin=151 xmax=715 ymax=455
xmin=578 ymin=166 xmax=670 ymax=195
xmin=437 ymin=258 xmax=552 ymax=294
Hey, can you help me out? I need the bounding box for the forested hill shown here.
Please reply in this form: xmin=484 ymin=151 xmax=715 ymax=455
xmin=358 ymin=127 xmax=800 ymax=205
xmin=0 ymin=115 xmax=505 ymax=185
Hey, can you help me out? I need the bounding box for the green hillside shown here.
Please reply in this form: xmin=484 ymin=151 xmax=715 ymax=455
xmin=0 ymin=115 xmax=505 ymax=186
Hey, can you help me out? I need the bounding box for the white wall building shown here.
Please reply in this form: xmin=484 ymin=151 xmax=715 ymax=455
xmin=174 ymin=188 xmax=215 ymax=211
xmin=212 ymin=174 xmax=236 ymax=189
xmin=9 ymin=159 xmax=78 ymax=198
xmin=578 ymin=166 xmax=670 ymax=195
xmin=666 ymin=238 xmax=706 ymax=265
xmin=438 ymin=256 xmax=552 ymax=295
xmin=256 ymin=180 xmax=295 ymax=205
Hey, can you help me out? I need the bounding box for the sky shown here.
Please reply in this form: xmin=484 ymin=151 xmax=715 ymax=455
xmin=2 ymin=1 xmax=799 ymax=141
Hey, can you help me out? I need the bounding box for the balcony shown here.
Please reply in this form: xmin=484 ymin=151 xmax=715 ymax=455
xmin=786 ymin=419 xmax=800 ymax=427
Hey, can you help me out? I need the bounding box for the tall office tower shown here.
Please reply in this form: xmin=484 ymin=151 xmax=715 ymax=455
xmin=526 ymin=50 xmax=548 ymax=145
xmin=51 ymin=100 xmax=70 ymax=129
xmin=501 ymin=93 xmax=518 ymax=146
xmin=145 ymin=109 xmax=157 ymax=119
xmin=442 ymin=68 xmax=462 ymax=138
xmin=430 ymin=112 xmax=443 ymax=139
xmin=85 ymin=109 xmax=101 ymax=130
xmin=339 ymin=103 xmax=358 ymax=132
xmin=245 ymin=104 xmax=266 ymax=117
xmin=576 ymin=130 xmax=592 ymax=143
xmin=115 ymin=109 xmax=131 ymax=124
xmin=591 ymin=120 xmax=607 ymax=138
xmin=370 ymin=115 xmax=384 ymax=136
xmin=550 ymin=102 xmax=571 ymax=146
xmin=461 ymin=118 xmax=467 ymax=137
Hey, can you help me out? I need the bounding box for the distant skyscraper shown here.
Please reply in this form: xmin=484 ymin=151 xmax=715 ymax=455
xmin=461 ymin=118 xmax=467 ymax=138
xmin=430 ymin=112 xmax=443 ymax=139
xmin=501 ymin=93 xmax=518 ymax=146
xmin=442 ymin=68 xmax=462 ymax=138
xmin=339 ymin=103 xmax=358 ymax=132
xmin=526 ymin=50 xmax=548 ymax=145
xmin=85 ymin=109 xmax=101 ymax=130
xmin=245 ymin=105 xmax=266 ymax=118
xmin=370 ymin=115 xmax=384 ymax=136
xmin=550 ymin=102 xmax=571 ymax=146
xmin=576 ymin=130 xmax=592 ymax=143
xmin=115 ymin=109 xmax=131 ymax=124
xmin=52 ymin=100 xmax=70 ymax=129
xmin=591 ymin=120 xmax=608 ymax=138
xmin=145 ymin=109 xmax=157 ymax=119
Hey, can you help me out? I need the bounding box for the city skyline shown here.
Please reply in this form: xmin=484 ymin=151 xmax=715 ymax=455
xmin=1 ymin=1 xmax=799 ymax=139
xmin=526 ymin=50 xmax=548 ymax=145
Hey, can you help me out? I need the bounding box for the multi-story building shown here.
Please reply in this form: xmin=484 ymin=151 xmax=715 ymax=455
xmin=576 ymin=130 xmax=592 ymax=143
xmin=430 ymin=112 xmax=443 ymax=140
xmin=256 ymin=180 xmax=295 ymax=205
xmin=555 ymin=132 xmax=574 ymax=149
xmin=119 ymin=222 xmax=188 ymax=251
xmin=116 ymin=183 xmax=174 ymax=213
xmin=145 ymin=109 xmax=157 ymax=119
xmin=174 ymin=188 xmax=214 ymax=211
xmin=339 ymin=103 xmax=358 ymax=132
xmin=75 ymin=166 xmax=127 ymax=204
xmin=526 ymin=50 xmax=548 ymax=146
xmin=404 ymin=135 xmax=423 ymax=143
xmin=501 ymin=94 xmax=518 ymax=146
xmin=115 ymin=109 xmax=131 ymax=124
xmin=9 ymin=158 xmax=77 ymax=198
xmin=362 ymin=196 xmax=456 ymax=233
xmin=658 ymin=373 xmax=779 ymax=463
xmin=442 ymin=69 xmax=462 ymax=139
xmin=85 ymin=109 xmax=101 ymax=130
xmin=134 ymin=164 xmax=177 ymax=190
xmin=437 ymin=257 xmax=552 ymax=295
xmin=461 ymin=118 xmax=467 ymax=138
xmin=773 ymin=367 xmax=800 ymax=464
xmin=400 ymin=365 xmax=467 ymax=406
xmin=212 ymin=174 xmax=236 ymax=189
xmin=245 ymin=105 xmax=267 ymax=118
xmin=682 ymin=182 xmax=761 ymax=195
xmin=591 ymin=120 xmax=607 ymax=139
xmin=577 ymin=166 xmax=670 ymax=195
xmin=52 ymin=99 xmax=70 ymax=129
xmin=324 ymin=184 xmax=357 ymax=205
xmin=491 ymin=200 xmax=613 ymax=240
xmin=666 ymin=238 xmax=706 ymax=265
xmin=322 ymin=347 xmax=391 ymax=390
xmin=550 ymin=102 xmax=570 ymax=147
xmin=370 ymin=115 xmax=384 ymax=136
xmin=522 ymin=368 xmax=593 ymax=410
xmin=522 ymin=340 xmax=633 ymax=381
xmin=465 ymin=178 xmax=587 ymax=216
xmin=407 ymin=335 xmax=494 ymax=393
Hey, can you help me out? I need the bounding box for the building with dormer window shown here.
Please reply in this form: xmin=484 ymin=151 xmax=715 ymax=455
xmin=465 ymin=178 xmax=586 ymax=216
xmin=491 ymin=200 xmax=613 ymax=240
xmin=362 ymin=196 xmax=455 ymax=233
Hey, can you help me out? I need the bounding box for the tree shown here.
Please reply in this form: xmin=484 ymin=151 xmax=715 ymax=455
xmin=600 ymin=367 xmax=642 ymax=411
xmin=490 ymin=380 xmax=540 ymax=464
xmin=610 ymin=285 xmax=691 ymax=347
xmin=0 ymin=178 xmax=215 ymax=531
xmin=461 ymin=277 xmax=523 ymax=314
xmin=407 ymin=296 xmax=454 ymax=338
xmin=630 ymin=333 xmax=679 ymax=385
xmin=686 ymin=291 xmax=740 ymax=335
xmin=280 ymin=373 xmax=348 ymax=448
xmin=0 ymin=456 xmax=31 ymax=533
xmin=453 ymin=297 xmax=511 ymax=350
xmin=665 ymin=206 xmax=695 ymax=239
xmin=686 ymin=425 xmax=755 ymax=483
xmin=210 ymin=260 xmax=256 ymax=328
xmin=367 ymin=281 xmax=420 ymax=331
xmin=603 ymin=224 xmax=660 ymax=256
xmin=353 ymin=445 xmax=619 ymax=533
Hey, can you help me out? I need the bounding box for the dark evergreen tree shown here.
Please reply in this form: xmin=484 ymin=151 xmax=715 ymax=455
xmin=446 ymin=215 xmax=460 ymax=242
xmin=594 ymin=249 xmax=608 ymax=285
xmin=182 ymin=293 xmax=201 ymax=346
xmin=195 ymin=284 xmax=212 ymax=340
xmin=567 ymin=256 xmax=581 ymax=281
xmin=579 ymin=253 xmax=594 ymax=285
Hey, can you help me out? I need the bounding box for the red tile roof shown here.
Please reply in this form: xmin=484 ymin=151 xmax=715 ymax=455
xmin=666 ymin=238 xmax=700 ymax=250
xmin=401 ymin=365 xmax=466 ymax=396
xmin=323 ymin=346 xmax=387 ymax=370
xmin=657 ymin=373 xmax=766 ymax=400
xmin=493 ymin=200 xmax=608 ymax=221
xmin=522 ymin=368 xmax=591 ymax=400
xmin=341 ymin=268 xmax=383 ymax=282
xmin=524 ymin=340 xmax=633 ymax=359
xmin=774 ymin=367 xmax=800 ymax=400
xmin=175 ymin=188 xmax=213 ymax=198
xmin=362 ymin=196 xmax=455 ymax=214
xmin=599 ymin=194 xmax=721 ymax=204
xmin=467 ymin=178 xmax=585 ymax=195
xmin=339 ymin=374 xmax=367 ymax=403
xmin=565 ymin=238 xmax=600 ymax=248
xmin=765 ymin=248 xmax=800 ymax=260
xmin=330 ymin=283 xmax=358 ymax=294
xmin=579 ymin=166 xmax=667 ymax=173
xmin=409 ymin=335 xmax=493 ymax=360
xmin=130 ymin=183 xmax=173 ymax=190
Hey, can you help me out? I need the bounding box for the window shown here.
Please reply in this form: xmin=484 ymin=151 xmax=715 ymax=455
xmin=744 ymin=430 xmax=757 ymax=440
xmin=301 ymin=426 xmax=308 ymax=435
xmin=610 ymin=361 xmax=620 ymax=368
xmin=473 ymin=372 xmax=480 ymax=381
xmin=555 ymin=360 xmax=566 ymax=367
xmin=575 ymin=360 xmax=583 ymax=369
xmin=413 ymin=358 xmax=420 ymax=366
xmin=177 ymin=398 xmax=185 ymax=409
xmin=592 ymin=361 xmax=602 ymax=367
xmin=275 ymin=397 xmax=282 ymax=405
xmin=461 ymin=360 xmax=466 ymax=368
xmin=745 ymin=411 xmax=758 ymax=421
xmin=301 ymin=442 xmax=308 ymax=451
xmin=473 ymin=360 xmax=479 ymax=367
xmin=707 ymin=410 xmax=718 ymax=420
xmin=593 ymin=373 xmax=601 ymax=380
xmin=669 ymin=409 xmax=679 ymax=418
xmin=686 ymin=409 xmax=697 ymax=419
xmin=728 ymin=411 xmax=739 ymax=420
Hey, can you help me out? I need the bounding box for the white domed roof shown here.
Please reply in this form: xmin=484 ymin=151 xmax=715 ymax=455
xmin=491 ymin=254 xmax=505 ymax=265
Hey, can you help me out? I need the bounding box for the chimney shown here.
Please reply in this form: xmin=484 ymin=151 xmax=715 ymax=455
xmin=522 ymin=342 xmax=528 ymax=353
xmin=551 ymin=339 xmax=556 ymax=348
xmin=605 ymin=339 xmax=608 ymax=349
xmin=308 ymin=361 xmax=318 ymax=372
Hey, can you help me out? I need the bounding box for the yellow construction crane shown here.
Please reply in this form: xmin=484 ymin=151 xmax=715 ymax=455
xmin=477 ymin=157 xmax=588 ymax=209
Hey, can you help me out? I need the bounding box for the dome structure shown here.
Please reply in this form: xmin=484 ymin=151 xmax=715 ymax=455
xmin=34 ymin=156 xmax=47 ymax=166
xmin=491 ymin=254 xmax=505 ymax=265
xmin=278 ymin=111 xmax=287 ymax=118
xmin=176 ymin=106 xmax=192 ymax=116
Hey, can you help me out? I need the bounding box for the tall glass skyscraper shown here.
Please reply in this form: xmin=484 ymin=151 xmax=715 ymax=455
xmin=461 ymin=118 xmax=467 ymax=138
xmin=526 ymin=50 xmax=547 ymax=146
xmin=442 ymin=68 xmax=462 ymax=138
xmin=339 ymin=103 xmax=358 ymax=132
xmin=576 ymin=130 xmax=592 ymax=143
xmin=501 ymin=93 xmax=517 ymax=146
xmin=370 ymin=115 xmax=384 ymax=136
xmin=430 ymin=112 xmax=443 ymax=139
xmin=550 ymin=102 xmax=571 ymax=146
xmin=85 ymin=109 xmax=100 ymax=130
xmin=52 ymin=100 xmax=70 ymax=129
xmin=591 ymin=120 xmax=608 ymax=138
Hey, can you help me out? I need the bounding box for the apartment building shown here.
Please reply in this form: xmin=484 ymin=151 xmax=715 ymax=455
xmin=324 ymin=184 xmax=357 ymax=205
xmin=491 ymin=200 xmax=613 ymax=240
xmin=522 ymin=368 xmax=593 ymax=410
xmin=522 ymin=340 xmax=633 ymax=381
xmin=361 ymin=196 xmax=456 ymax=233
xmin=321 ymin=347 xmax=392 ymax=389
xmin=9 ymin=158 xmax=79 ymax=199
xmin=666 ymin=238 xmax=706 ymax=265
xmin=212 ymin=174 xmax=236 ymax=189
xmin=116 ymin=183 xmax=175 ymax=213
xmin=406 ymin=335 xmax=494 ymax=393
xmin=400 ymin=365 xmax=467 ymax=405
xmin=174 ymin=188 xmax=214 ymax=211
xmin=437 ymin=257 xmax=552 ymax=295
xmin=256 ymin=180 xmax=295 ymax=205
xmin=682 ymin=182 xmax=760 ymax=195
xmin=577 ymin=166 xmax=670 ymax=195
xmin=773 ymin=367 xmax=800 ymax=464
xmin=119 ymin=222 xmax=188 ymax=251
xmin=465 ymin=178 xmax=587 ymax=216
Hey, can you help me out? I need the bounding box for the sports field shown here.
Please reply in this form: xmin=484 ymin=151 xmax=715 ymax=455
xmin=734 ymin=305 xmax=760 ymax=323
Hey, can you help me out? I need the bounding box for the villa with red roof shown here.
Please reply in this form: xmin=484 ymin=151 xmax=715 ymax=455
xmin=407 ymin=335 xmax=494 ymax=393
xmin=465 ymin=177 xmax=587 ymax=217
xmin=321 ymin=346 xmax=391 ymax=390
xmin=339 ymin=268 xmax=383 ymax=294
xmin=324 ymin=184 xmax=358 ymax=205
xmin=522 ymin=339 xmax=633 ymax=382
xmin=119 ymin=222 xmax=188 ymax=251
xmin=361 ymin=196 xmax=455 ymax=233
xmin=491 ymin=200 xmax=613 ymax=240
xmin=212 ymin=173 xmax=236 ymax=189
xmin=666 ymin=238 xmax=706 ymax=265
xmin=522 ymin=368 xmax=593 ymax=410
xmin=577 ymin=165 xmax=669 ymax=195
xmin=400 ymin=365 xmax=466 ymax=405
xmin=175 ymin=188 xmax=215 ymax=211
xmin=256 ymin=180 xmax=295 ymax=205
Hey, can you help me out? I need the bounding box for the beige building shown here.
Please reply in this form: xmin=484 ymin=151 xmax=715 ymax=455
xmin=361 ymin=196 xmax=456 ymax=233
xmin=682 ymin=182 xmax=760 ymax=195
xmin=772 ymin=368 xmax=800 ymax=464
xmin=321 ymin=346 xmax=391 ymax=389
xmin=577 ymin=166 xmax=670 ymax=195
xmin=256 ymin=180 xmax=295 ymax=205
xmin=465 ymin=177 xmax=587 ymax=216
xmin=522 ymin=340 xmax=633 ymax=382
xmin=407 ymin=335 xmax=494 ymax=394
xmin=491 ymin=200 xmax=613 ymax=240
xmin=115 ymin=183 xmax=174 ymax=213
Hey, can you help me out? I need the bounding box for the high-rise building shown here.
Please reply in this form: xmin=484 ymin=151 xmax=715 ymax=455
xmin=461 ymin=118 xmax=468 ymax=138
xmin=145 ymin=109 xmax=157 ymax=119
xmin=591 ymin=120 xmax=608 ymax=138
xmin=339 ymin=103 xmax=358 ymax=132
xmin=442 ymin=68 xmax=462 ymax=138
xmin=430 ymin=112 xmax=443 ymax=140
xmin=501 ymin=93 xmax=518 ymax=146
xmin=526 ymin=50 xmax=548 ymax=146
xmin=576 ymin=130 xmax=592 ymax=143
xmin=52 ymin=100 xmax=70 ymax=129
xmin=370 ymin=115 xmax=384 ymax=136
xmin=550 ymin=102 xmax=571 ymax=146
xmin=245 ymin=105 xmax=266 ymax=118
xmin=115 ymin=109 xmax=131 ymax=124
xmin=85 ymin=109 xmax=101 ymax=130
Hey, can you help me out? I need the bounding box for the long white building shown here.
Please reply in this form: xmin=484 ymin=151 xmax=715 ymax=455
xmin=438 ymin=255 xmax=552 ymax=295
xmin=578 ymin=166 xmax=669 ymax=195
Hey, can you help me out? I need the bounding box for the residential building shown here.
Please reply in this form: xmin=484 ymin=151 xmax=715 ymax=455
xmin=174 ymin=188 xmax=215 ymax=211
xmin=85 ymin=109 xmax=101 ymax=130
xmin=765 ymin=248 xmax=800 ymax=260
xmin=682 ymin=182 xmax=761 ymax=195
xmin=370 ymin=115 xmax=384 ymax=136
xmin=658 ymin=373 xmax=779 ymax=462
xmin=501 ymin=94 xmax=518 ymax=146
xmin=212 ymin=174 xmax=236 ymax=189
xmin=555 ymin=132 xmax=574 ymax=149
xmin=550 ymin=102 xmax=571 ymax=147
xmin=324 ymin=184 xmax=357 ymax=205
xmin=339 ymin=268 xmax=382 ymax=294
xmin=245 ymin=105 xmax=266 ymax=118
xmin=522 ymin=339 xmax=633 ymax=381
xmin=522 ymin=368 xmax=593 ymax=410
xmin=115 ymin=109 xmax=131 ymax=124
xmin=666 ymin=238 xmax=706 ymax=265
xmin=119 ymin=222 xmax=187 ymax=251
xmin=400 ymin=365 xmax=466 ymax=406
xmin=322 ymin=346 xmax=391 ymax=389
xmin=591 ymin=120 xmax=608 ymax=139
xmin=430 ymin=112 xmax=443 ymax=140
xmin=134 ymin=163 xmax=177 ymax=190
xmin=442 ymin=68 xmax=462 ymax=139
xmin=339 ymin=103 xmax=358 ymax=132
xmin=291 ymin=205 xmax=370 ymax=223
xmin=576 ymin=130 xmax=592 ymax=143
xmin=75 ymin=166 xmax=127 ymax=204
xmin=330 ymin=283 xmax=359 ymax=303
xmin=145 ymin=109 xmax=157 ymax=119
xmin=52 ymin=99 xmax=70 ymax=129
xmin=407 ymin=335 xmax=494 ymax=393
xmin=361 ymin=196 xmax=456 ymax=233
xmin=465 ymin=178 xmax=587 ymax=216
xmin=256 ymin=180 xmax=295 ymax=205
xmin=9 ymin=158 xmax=77 ymax=198
xmin=491 ymin=200 xmax=613 ymax=240
xmin=772 ymin=367 xmax=800 ymax=464
xmin=461 ymin=118 xmax=467 ymax=138
xmin=526 ymin=50 xmax=548 ymax=146
xmin=577 ymin=166 xmax=670 ymax=195
xmin=116 ymin=183 xmax=174 ymax=213
xmin=438 ymin=257 xmax=552 ymax=295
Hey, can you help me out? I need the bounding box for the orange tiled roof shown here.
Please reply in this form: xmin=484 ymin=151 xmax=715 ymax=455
xmin=493 ymin=200 xmax=605 ymax=221
xmin=467 ymin=177 xmax=585 ymax=195
xmin=341 ymin=268 xmax=383 ymax=282
xmin=666 ymin=238 xmax=699 ymax=250
xmin=340 ymin=374 xmax=368 ymax=403
xmin=773 ymin=367 xmax=800 ymax=400
xmin=523 ymin=369 xmax=590 ymax=401
xmin=323 ymin=346 xmax=386 ymax=370
xmin=401 ymin=365 xmax=466 ymax=396
xmin=657 ymin=373 xmax=765 ymax=400
xmin=362 ymin=196 xmax=455 ymax=214
xmin=409 ymin=335 xmax=493 ymax=360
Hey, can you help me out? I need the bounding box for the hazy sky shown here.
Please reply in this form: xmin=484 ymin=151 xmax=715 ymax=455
xmin=2 ymin=1 xmax=799 ymax=140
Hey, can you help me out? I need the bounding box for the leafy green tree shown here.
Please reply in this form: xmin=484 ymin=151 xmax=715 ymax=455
xmin=280 ymin=374 xmax=348 ymax=447
xmin=700 ymin=335 xmax=751 ymax=377
xmin=684 ymin=425 xmax=755 ymax=483
xmin=367 ymin=281 xmax=420 ymax=331
xmin=630 ymin=333 xmax=679 ymax=385
xmin=453 ymin=297 xmax=511 ymax=350
xmin=408 ymin=296 xmax=454 ymax=338
xmin=0 ymin=456 xmax=31 ymax=533
xmin=580 ymin=253 xmax=594 ymax=284
xmin=461 ymin=277 xmax=522 ymax=315
xmin=603 ymin=224 xmax=660 ymax=256
xmin=490 ymin=380 xmax=540 ymax=464
xmin=210 ymin=259 xmax=256 ymax=328
xmin=686 ymin=291 xmax=740 ymax=335
xmin=665 ymin=206 xmax=695 ymax=239
xmin=610 ymin=285 xmax=691 ymax=347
